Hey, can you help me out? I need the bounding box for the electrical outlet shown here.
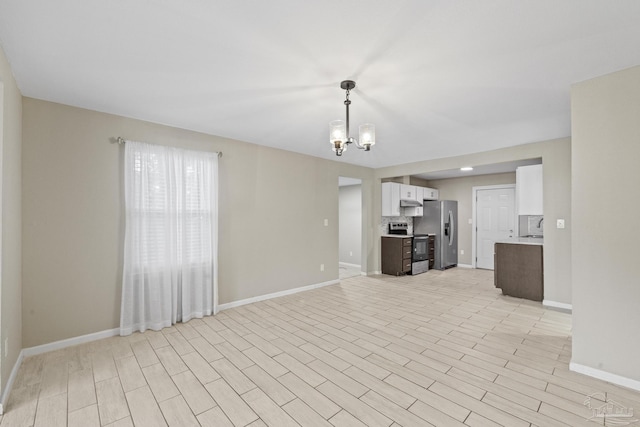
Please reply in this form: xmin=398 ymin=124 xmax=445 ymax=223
xmin=320 ymin=264 xmax=324 ymax=271
xmin=460 ymin=249 xmax=464 ymax=255
xmin=468 ymin=218 xmax=472 ymax=225
xmin=557 ymin=219 xmax=565 ymax=229
xmin=324 ymin=219 xmax=328 ymax=226
xmin=350 ymin=251 xmax=353 ymax=256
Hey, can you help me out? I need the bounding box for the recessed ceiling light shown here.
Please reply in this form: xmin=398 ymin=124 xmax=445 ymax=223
xmin=460 ymin=167 xmax=473 ymax=171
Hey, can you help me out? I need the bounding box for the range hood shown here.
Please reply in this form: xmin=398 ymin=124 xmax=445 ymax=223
xmin=400 ymin=198 xmax=423 ymax=207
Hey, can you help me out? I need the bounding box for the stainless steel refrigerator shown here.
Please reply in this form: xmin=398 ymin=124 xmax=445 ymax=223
xmin=414 ymin=200 xmax=458 ymax=270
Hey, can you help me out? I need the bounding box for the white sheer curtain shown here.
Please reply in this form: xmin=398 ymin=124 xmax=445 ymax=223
xmin=120 ymin=140 xmax=219 ymax=336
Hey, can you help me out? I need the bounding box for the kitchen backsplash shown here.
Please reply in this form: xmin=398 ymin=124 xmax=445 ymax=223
xmin=381 ymin=215 xmax=414 ymax=235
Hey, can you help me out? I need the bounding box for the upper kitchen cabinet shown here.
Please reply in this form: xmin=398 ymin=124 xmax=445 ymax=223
xmin=399 ymin=184 xmax=417 ymax=201
xmin=423 ymin=187 xmax=439 ymax=200
xmin=382 ymin=182 xmax=439 ymax=216
xmin=516 ymin=164 xmax=543 ymax=215
xmin=382 ymin=182 xmax=401 ymax=216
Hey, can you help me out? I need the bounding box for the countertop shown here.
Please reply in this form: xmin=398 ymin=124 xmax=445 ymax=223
xmin=496 ymin=237 xmax=544 ymax=246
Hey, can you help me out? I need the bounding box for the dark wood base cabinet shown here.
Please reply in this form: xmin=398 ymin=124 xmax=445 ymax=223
xmin=494 ymin=243 xmax=543 ymax=301
xmin=381 ymin=237 xmax=412 ymax=276
xmin=428 ymin=235 xmax=435 ymax=270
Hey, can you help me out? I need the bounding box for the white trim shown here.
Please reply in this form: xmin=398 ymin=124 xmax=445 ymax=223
xmin=218 ymin=279 xmax=339 ymax=311
xmin=22 ymin=328 xmax=120 ymax=357
xmin=339 ymin=262 xmax=361 ymax=269
xmin=456 ymin=263 xmax=473 ymax=269
xmin=570 ymin=362 xmax=640 ymax=392
xmin=0 ymin=349 xmax=24 ymax=415
xmin=543 ymin=300 xmax=573 ymax=311
xmin=471 ymin=184 xmax=517 ymax=269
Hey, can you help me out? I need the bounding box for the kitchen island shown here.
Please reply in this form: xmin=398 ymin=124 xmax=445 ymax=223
xmin=494 ymin=237 xmax=543 ymax=301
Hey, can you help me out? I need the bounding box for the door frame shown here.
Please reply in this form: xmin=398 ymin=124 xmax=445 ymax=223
xmin=471 ymin=184 xmax=517 ymax=269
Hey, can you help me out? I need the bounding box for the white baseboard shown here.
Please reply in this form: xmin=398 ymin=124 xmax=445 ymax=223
xmin=456 ymin=263 xmax=473 ymax=269
xmin=570 ymin=362 xmax=640 ymax=392
xmin=218 ymin=279 xmax=339 ymax=311
xmin=339 ymin=262 xmax=361 ymax=269
xmin=543 ymin=300 xmax=573 ymax=311
xmin=22 ymin=328 xmax=120 ymax=358
xmin=0 ymin=350 xmax=25 ymax=415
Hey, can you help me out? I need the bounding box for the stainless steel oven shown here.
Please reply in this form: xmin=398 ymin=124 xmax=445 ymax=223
xmin=411 ymin=234 xmax=429 ymax=275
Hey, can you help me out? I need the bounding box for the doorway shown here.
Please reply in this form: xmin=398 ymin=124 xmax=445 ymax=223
xmin=473 ymin=185 xmax=516 ymax=270
xmin=338 ymin=177 xmax=362 ymax=279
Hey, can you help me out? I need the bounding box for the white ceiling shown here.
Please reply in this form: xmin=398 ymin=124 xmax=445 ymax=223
xmin=413 ymin=158 xmax=541 ymax=180
xmin=1 ymin=1 xmax=640 ymax=169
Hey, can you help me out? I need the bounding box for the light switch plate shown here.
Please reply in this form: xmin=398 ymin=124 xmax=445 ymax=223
xmin=557 ymin=219 xmax=565 ymax=229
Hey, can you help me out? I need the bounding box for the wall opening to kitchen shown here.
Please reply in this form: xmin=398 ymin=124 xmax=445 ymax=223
xmin=338 ymin=177 xmax=362 ymax=279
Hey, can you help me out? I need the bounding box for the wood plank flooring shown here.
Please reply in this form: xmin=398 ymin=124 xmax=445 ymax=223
xmin=3 ymin=268 xmax=640 ymax=426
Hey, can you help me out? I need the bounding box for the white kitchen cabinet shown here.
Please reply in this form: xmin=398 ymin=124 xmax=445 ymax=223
xmin=382 ymin=183 xmax=439 ymax=217
xmin=399 ymin=184 xmax=417 ymax=201
xmin=405 ymin=186 xmax=424 ymax=217
xmin=423 ymin=187 xmax=439 ymax=200
xmin=516 ymin=164 xmax=543 ymax=215
xmin=381 ymin=182 xmax=401 ymax=216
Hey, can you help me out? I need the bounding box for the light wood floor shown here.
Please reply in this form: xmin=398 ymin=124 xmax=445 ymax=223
xmin=3 ymin=268 xmax=640 ymax=426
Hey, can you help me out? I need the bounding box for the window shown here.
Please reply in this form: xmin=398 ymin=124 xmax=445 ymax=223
xmin=120 ymin=140 xmax=219 ymax=335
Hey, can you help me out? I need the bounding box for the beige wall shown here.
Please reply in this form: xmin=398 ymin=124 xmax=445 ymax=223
xmin=571 ymin=66 xmax=640 ymax=382
xmin=0 ymin=45 xmax=23 ymax=394
xmin=22 ymin=98 xmax=374 ymax=347
xmin=374 ymin=137 xmax=572 ymax=305
xmin=426 ymin=173 xmax=516 ymax=266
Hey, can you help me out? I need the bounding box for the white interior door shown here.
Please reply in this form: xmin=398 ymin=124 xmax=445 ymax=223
xmin=476 ymin=187 xmax=515 ymax=270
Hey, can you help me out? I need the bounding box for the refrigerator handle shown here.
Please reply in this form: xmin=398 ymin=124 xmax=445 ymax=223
xmin=448 ymin=210 xmax=454 ymax=246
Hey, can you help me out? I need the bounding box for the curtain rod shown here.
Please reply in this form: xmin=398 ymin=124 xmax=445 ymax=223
xmin=114 ymin=137 xmax=222 ymax=158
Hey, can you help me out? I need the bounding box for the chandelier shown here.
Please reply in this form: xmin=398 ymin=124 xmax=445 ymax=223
xmin=329 ymin=80 xmax=375 ymax=156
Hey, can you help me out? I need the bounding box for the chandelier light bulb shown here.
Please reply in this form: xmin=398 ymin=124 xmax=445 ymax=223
xmin=359 ymin=123 xmax=375 ymax=148
xmin=330 ymin=120 xmax=346 ymax=143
